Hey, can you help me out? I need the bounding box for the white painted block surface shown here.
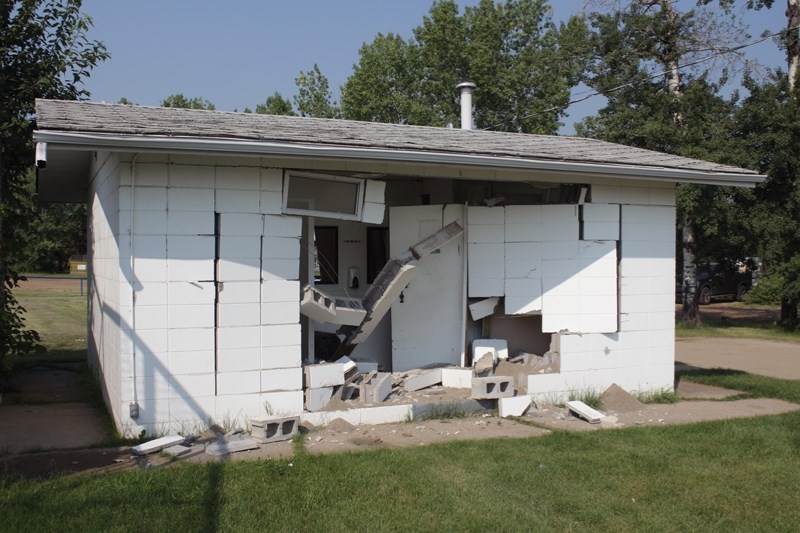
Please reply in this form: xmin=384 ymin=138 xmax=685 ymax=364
xmin=170 ymin=373 xmax=215 ymax=398
xmin=506 ymin=277 xmax=542 ymax=296
xmin=170 ymin=350 xmax=214 ymax=375
xmin=168 ymin=281 xmax=214 ymax=305
xmin=261 ymin=367 xmax=303 ymax=392
xmin=469 ymin=257 xmax=505 ymax=279
xmin=468 ymin=206 xmax=505 ymax=225
xmin=505 ymin=296 xmax=543 ymax=315
xmin=262 ymin=258 xmax=299 ymax=280
xmin=218 ymin=257 xmax=261 ymax=282
xmin=505 ymin=223 xmax=540 ymax=243
xmin=262 ymin=237 xmax=300 ymax=259
xmin=216 ymin=189 xmax=260 ymax=213
xmin=218 ymin=325 xmax=260 ymax=350
xmin=220 ymin=236 xmax=261 ymax=259
xmin=218 ymin=281 xmax=261 ymax=304
xmin=167 ymin=209 xmax=214 ymax=237
xmin=364 ymin=179 xmax=386 ymax=203
xmin=404 ymin=369 xmax=443 ymax=392
xmin=220 ymin=213 xmax=262 ymax=236
xmin=168 ymin=187 xmax=215 ymax=211
xmin=301 ymin=404 xmax=412 ymax=427
xmin=467 ymin=224 xmax=504 ymax=243
xmin=260 ymin=191 xmax=282 ymax=214
xmin=441 ymin=367 xmax=473 ymax=389
xmin=304 ymin=363 xmax=345 ymax=388
xmin=132 ymin=305 xmax=168 ymax=331
xmin=262 ymin=280 xmax=300 ymax=302
xmin=218 ymin=303 xmax=261 ymax=327
xmin=131 ymin=283 xmax=168 ymax=307
xmin=218 ymin=371 xmax=261 ymax=395
xmin=469 ymin=277 xmax=505 ymax=298
xmin=468 ymin=297 xmax=499 ymax=320
xmin=119 ymin=210 xmax=167 ymax=235
xmin=216 ymin=165 xmax=260 ymax=190
xmin=167 ymin=259 xmax=214 ymax=282
xmin=362 ymin=202 xmax=386 ymax=225
xmin=526 ymin=372 xmax=570 ymax=395
xmin=259 ymin=390 xmax=304 ymax=416
xmin=565 ymin=400 xmax=604 ymax=423
xmin=169 ymin=327 xmax=214 ymax=352
xmin=261 ymin=345 xmax=302 ymax=370
xmin=168 ymin=304 xmax=213 ymax=329
xmin=261 ymin=324 xmax=301 ymax=347
xmin=261 ymin=301 xmax=300 ymax=325
xmin=261 ymin=168 xmax=283 ymax=192
xmin=264 ymin=215 xmax=302 ymax=238
xmin=167 ymin=236 xmax=214 ymax=259
xmin=305 ymin=387 xmax=334 ymax=411
xmin=582 ymin=203 xmax=619 ymax=222
xmin=168 ymin=165 xmax=215 ymax=189
xmin=499 ymin=395 xmax=533 ymax=417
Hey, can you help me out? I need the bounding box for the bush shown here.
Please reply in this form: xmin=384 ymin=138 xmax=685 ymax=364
xmin=746 ymin=272 xmax=784 ymax=305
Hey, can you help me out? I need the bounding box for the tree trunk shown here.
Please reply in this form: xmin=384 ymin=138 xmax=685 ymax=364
xmin=780 ymin=297 xmax=798 ymax=330
xmin=789 ymin=0 xmax=800 ymax=92
xmin=681 ymin=214 xmax=702 ymax=327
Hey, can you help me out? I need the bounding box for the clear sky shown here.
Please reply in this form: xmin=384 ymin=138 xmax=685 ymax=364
xmin=81 ymin=0 xmax=788 ymax=134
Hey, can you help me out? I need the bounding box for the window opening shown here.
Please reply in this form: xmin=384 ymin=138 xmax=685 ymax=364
xmin=314 ymin=226 xmax=338 ymax=284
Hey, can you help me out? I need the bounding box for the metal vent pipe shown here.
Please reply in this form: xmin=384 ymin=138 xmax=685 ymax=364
xmin=456 ymin=81 xmax=476 ymax=130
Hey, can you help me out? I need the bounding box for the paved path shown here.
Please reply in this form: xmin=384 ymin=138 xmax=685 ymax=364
xmin=676 ymin=337 xmax=800 ymax=380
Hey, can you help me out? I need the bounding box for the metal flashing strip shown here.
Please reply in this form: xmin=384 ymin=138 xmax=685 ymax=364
xmin=33 ymin=130 xmax=765 ymax=188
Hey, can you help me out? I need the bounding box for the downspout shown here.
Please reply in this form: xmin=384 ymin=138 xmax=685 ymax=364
xmin=129 ymin=154 xmax=140 ymax=419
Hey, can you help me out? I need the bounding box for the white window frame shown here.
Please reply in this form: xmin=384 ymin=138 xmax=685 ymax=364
xmin=283 ymin=171 xmax=364 ymax=221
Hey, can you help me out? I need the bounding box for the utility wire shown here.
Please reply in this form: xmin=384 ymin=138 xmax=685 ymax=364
xmin=480 ymin=24 xmax=800 ymax=131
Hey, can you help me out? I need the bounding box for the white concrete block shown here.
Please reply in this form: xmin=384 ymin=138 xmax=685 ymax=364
xmin=467 ymin=224 xmax=504 ymax=243
xmin=132 ymin=435 xmax=185 ymax=455
xmin=649 ymin=186 xmax=676 ymax=206
xmin=127 ymin=257 xmax=166 ymax=282
xmin=170 ymin=373 xmax=215 ymax=398
xmin=127 ymin=235 xmax=166 ymax=258
xmin=526 ymin=372 xmax=570 ymax=394
xmin=304 ymin=363 xmax=345 ymax=388
xmin=218 ymin=371 xmax=261 ymax=395
xmin=170 ymin=350 xmax=214 ymax=375
xmin=259 ymin=390 xmax=304 ymax=416
xmin=472 ymin=339 xmax=508 ymax=363
xmin=262 ymin=258 xmax=299 ymax=280
xmin=132 ymin=305 xmax=168 ymax=331
xmin=167 ymin=259 xmax=214 ymax=282
xmin=499 ymin=395 xmax=533 ymax=417
xmin=305 ymin=387 xmax=334 ymax=411
xmin=261 ymin=345 xmax=302 ymax=370
xmin=301 ymin=404 xmax=412 ymax=427
xmin=220 ymin=213 xmax=263 ymax=236
xmin=220 ymin=236 xmax=261 ymax=259
xmin=218 ymin=281 xmax=260 ymax=304
xmin=262 ymin=237 xmax=300 ymax=259
xmin=542 ymin=222 xmax=579 ymax=242
xmin=261 ymin=367 xmax=303 ymax=392
xmin=219 ymin=303 xmax=261 ymax=327
xmin=505 ymin=223 xmax=541 ymax=243
xmin=168 ymin=281 xmax=214 ymax=305
xmin=219 ymin=257 xmax=261 ymax=282
xmin=579 ymin=294 xmax=617 ymax=315
xmin=505 ymin=205 xmax=542 ymax=225
xmin=168 ymin=187 xmax=215 ymax=212
xmin=506 ymin=277 xmax=542 ymax=296
xmin=218 ymin=325 xmax=260 ymax=350
xmin=543 ymin=204 xmax=578 ymax=222
xmin=362 ymin=202 xmax=385 ymax=224
xmin=468 ymin=206 xmax=505 ymax=225
xmin=260 ymin=191 xmax=282 ymax=214
xmin=469 ymin=297 xmax=499 ymax=320
xmin=582 ymin=203 xmax=619 ymax=223
xmin=578 ymin=240 xmax=617 ymax=261
xmin=469 ymin=257 xmax=505 ymax=279
xmin=578 ymin=276 xmax=617 ymax=296
xmin=505 ymin=259 xmax=542 ymax=280
xmin=130 ymin=187 xmax=167 ymax=210
xmin=583 ymin=222 xmax=619 ymax=241
xmin=264 ymin=215 xmax=302 ymax=238
xmin=130 ymin=283 xmax=168 ymax=307
xmin=168 ymin=304 xmax=213 ymax=329
xmin=261 ymin=324 xmax=301 ymax=347
xmin=619 ymin=186 xmax=651 ymax=205
xmin=261 ymin=301 xmax=300 ymax=325
xmin=262 ymin=280 xmax=300 ymax=302
xmin=441 ymin=367 xmax=473 ymax=389
xmin=167 ymin=236 xmax=214 ymax=259
xmin=261 ymin=168 xmax=283 ymax=192
xmin=168 ymin=165 xmax=215 ymax=189
xmin=505 ymin=241 xmax=542 ymax=262
xmin=566 ymin=400 xmax=604 ymax=423
xmin=505 ymin=296 xmax=543 ymax=315
xmin=119 ymin=210 xmax=167 ymax=235
xmin=217 ymin=347 xmax=260 ymax=372
xmin=469 ymin=277 xmax=505 ymax=298
xmin=589 ymin=185 xmax=619 ymax=204
xmin=169 ymin=327 xmax=214 ymax=352
xmin=216 ymin=165 xmax=260 ymax=190
xmin=168 ymin=395 xmax=215 ymax=424
xmin=364 ymin=179 xmax=386 ymax=203
xmin=404 ymin=369 xmax=443 ymax=392
xmin=167 ymin=210 xmax=214 ymax=236
xmin=216 ymin=188 xmax=261 ymax=214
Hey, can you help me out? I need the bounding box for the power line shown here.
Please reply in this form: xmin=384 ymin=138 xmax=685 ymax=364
xmin=480 ymin=24 xmax=799 ymax=131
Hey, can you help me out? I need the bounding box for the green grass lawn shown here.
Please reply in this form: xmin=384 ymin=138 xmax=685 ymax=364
xmin=676 ymin=316 xmax=800 ymax=343
xmin=12 ymin=289 xmax=87 ymax=367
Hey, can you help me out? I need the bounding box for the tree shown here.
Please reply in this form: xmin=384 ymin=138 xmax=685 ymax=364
xmin=294 ymin=64 xmax=340 ymax=118
xmin=341 ymin=0 xmax=589 ymax=133
xmin=1 ymin=0 xmax=108 ymax=376
xmin=255 ymin=92 xmax=296 ymax=116
xmin=161 ymin=93 xmax=215 ymax=110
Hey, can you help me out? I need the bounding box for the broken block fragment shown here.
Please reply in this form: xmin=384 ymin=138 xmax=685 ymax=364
xmin=361 ymin=372 xmax=392 ymax=403
xmin=305 ymin=387 xmax=334 ymax=411
xmin=304 ymin=363 xmax=345 ymax=388
xmin=404 ymin=369 xmax=443 ymax=392
xmin=250 ymin=415 xmax=300 ymax=443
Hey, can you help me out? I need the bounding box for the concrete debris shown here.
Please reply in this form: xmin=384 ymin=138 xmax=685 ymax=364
xmin=472 ymin=339 xmax=509 ymax=364
xmin=250 ymin=415 xmax=300 ymax=444
xmin=404 ymin=369 xmax=443 ymax=392
xmin=325 ymin=417 xmax=356 ymax=432
xmin=205 ymin=435 xmax=260 ymax=456
xmin=304 ymin=362 xmax=345 ymax=388
xmin=601 ymin=383 xmax=644 ymax=413
xmin=565 ymin=400 xmax=605 ymax=424
xmin=498 ymin=395 xmax=533 ymax=417
xmin=473 ymin=352 xmax=495 ymax=376
xmin=163 ymin=444 xmax=191 ymax=457
xmin=132 ymin=435 xmax=185 ymax=455
xmin=361 ymin=372 xmax=392 ymax=403
xmin=305 ymin=386 xmax=334 ymax=412
xmin=468 ymin=297 xmax=499 ymax=321
xmin=600 ymin=415 xmax=619 ymax=428
xmin=441 ymin=367 xmax=472 ymax=389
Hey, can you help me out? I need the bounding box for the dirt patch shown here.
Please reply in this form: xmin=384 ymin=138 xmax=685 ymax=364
xmin=674 ymin=302 xmax=779 ymax=325
xmin=14 ymin=276 xmax=86 ymax=293
xmin=676 ymin=337 xmax=800 ymax=379
xmin=600 ymin=384 xmax=644 ymax=414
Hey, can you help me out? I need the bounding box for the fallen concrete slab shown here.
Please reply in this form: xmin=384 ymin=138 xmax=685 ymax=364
xmin=405 ymin=369 xmax=443 ymax=392
xmin=566 ymin=400 xmax=604 ymax=424
xmin=499 ymin=395 xmax=533 ymax=417
xmin=205 ymin=437 xmax=260 ymax=456
xmin=132 ymin=435 xmax=185 ymax=455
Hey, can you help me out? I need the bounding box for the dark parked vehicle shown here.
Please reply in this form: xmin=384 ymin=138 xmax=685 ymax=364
xmin=676 ymin=261 xmax=753 ymax=305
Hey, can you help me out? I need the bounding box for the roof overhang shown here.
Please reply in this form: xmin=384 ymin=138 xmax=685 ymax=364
xmin=34 ymin=130 xmax=766 ymax=202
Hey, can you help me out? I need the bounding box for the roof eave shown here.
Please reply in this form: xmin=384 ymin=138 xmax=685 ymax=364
xmin=33 ymin=130 xmax=765 ymax=188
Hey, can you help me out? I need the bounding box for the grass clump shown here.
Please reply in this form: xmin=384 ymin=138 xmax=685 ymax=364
xmin=566 ymin=387 xmax=602 ymax=410
xmin=636 ymin=388 xmax=679 ymax=404
xmin=414 ymin=402 xmax=479 ymax=421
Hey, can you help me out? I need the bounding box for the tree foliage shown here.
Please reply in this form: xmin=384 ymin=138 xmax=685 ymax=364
xmin=255 ymin=92 xmax=296 ymax=116
xmin=161 ymin=93 xmax=215 ymax=110
xmin=341 ymin=0 xmax=589 ymax=133
xmin=294 ymin=64 xmax=340 ymax=118
xmin=1 ymin=0 xmax=107 ymax=375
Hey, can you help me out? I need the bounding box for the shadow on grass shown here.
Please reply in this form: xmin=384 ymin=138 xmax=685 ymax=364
xmin=676 ymin=364 xmax=800 ymax=405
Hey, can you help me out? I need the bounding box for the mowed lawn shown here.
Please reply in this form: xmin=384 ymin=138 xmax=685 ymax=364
xmin=1 ymin=410 xmax=799 ymax=531
xmin=13 ymin=286 xmax=87 ymax=364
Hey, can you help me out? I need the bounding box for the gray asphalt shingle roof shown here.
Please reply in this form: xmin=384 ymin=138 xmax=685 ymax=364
xmin=35 ymin=99 xmax=759 ymax=179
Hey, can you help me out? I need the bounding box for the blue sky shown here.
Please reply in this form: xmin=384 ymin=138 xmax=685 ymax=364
xmin=81 ymin=0 xmax=788 ymax=133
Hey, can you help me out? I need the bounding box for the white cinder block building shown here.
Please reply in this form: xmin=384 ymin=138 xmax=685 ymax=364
xmin=34 ymin=99 xmax=761 ymax=434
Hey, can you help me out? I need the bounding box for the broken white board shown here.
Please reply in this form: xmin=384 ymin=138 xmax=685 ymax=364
xmin=565 ymin=400 xmax=605 ymax=424
xmin=132 ymin=435 xmax=185 ymax=455
xmin=469 ymin=297 xmax=499 ymax=321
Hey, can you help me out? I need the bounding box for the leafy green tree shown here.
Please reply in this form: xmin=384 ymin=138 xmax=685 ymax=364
xmin=1 ymin=0 xmax=108 ymax=376
xmin=341 ymin=0 xmax=589 ymax=133
xmin=294 ymin=64 xmax=340 ymax=118
xmin=161 ymin=93 xmax=215 ymax=110
xmin=255 ymin=92 xmax=296 ymax=116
